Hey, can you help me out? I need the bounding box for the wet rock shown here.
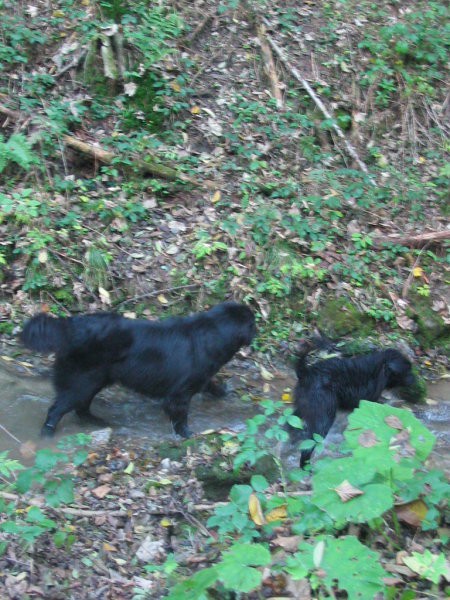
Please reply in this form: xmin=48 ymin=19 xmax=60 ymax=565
xmin=90 ymin=428 xmax=113 ymax=447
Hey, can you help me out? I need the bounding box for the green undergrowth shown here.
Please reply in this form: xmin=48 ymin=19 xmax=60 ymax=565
xmin=0 ymin=0 xmax=448 ymax=357
xmin=163 ymin=400 xmax=449 ymax=599
xmin=0 ymin=434 xmax=90 ymax=554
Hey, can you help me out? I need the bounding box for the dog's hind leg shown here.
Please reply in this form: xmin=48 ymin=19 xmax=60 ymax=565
xmin=164 ymin=394 xmax=192 ymax=438
xmin=42 ymin=371 xmax=104 ymax=436
xmin=202 ymin=378 xmax=227 ymax=398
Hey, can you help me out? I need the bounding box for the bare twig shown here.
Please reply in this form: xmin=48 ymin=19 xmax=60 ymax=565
xmin=180 ymin=13 xmax=214 ymax=46
xmin=374 ymin=230 xmax=450 ymax=249
xmin=260 ymin=18 xmax=376 ymax=186
xmin=0 ymin=102 xmax=215 ymax=189
xmin=0 ymin=423 xmax=22 ymax=445
xmin=112 ymin=284 xmax=200 ymax=307
xmin=257 ymin=25 xmax=284 ymax=109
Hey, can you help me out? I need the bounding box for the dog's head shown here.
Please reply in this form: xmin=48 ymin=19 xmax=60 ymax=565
xmin=384 ymin=349 xmax=416 ymax=389
xmin=213 ymin=302 xmax=256 ymax=346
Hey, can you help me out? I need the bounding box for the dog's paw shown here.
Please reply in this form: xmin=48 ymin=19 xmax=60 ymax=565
xmin=40 ymin=424 xmax=56 ymax=438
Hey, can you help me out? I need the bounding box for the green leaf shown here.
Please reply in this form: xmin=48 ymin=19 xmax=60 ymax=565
xmin=229 ymin=484 xmax=253 ymax=507
xmin=251 ymin=474 xmax=269 ymax=492
xmin=312 ymin=457 xmax=394 ymax=522
xmin=306 ymin=536 xmax=388 ymax=599
xmin=403 ymin=550 xmax=450 ymax=584
xmin=345 ymin=402 xmax=435 ymax=466
xmin=166 ymin=567 xmax=217 ymax=600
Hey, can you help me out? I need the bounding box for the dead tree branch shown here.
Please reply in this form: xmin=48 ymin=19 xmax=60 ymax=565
xmin=261 ymin=18 xmax=376 ymax=186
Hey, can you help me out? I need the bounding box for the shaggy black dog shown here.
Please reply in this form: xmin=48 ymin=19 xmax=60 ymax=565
xmin=20 ymin=302 xmax=256 ymax=438
xmin=292 ymin=339 xmax=417 ymax=467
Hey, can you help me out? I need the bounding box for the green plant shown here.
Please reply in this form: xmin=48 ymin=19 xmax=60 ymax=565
xmin=0 ymin=134 xmax=38 ymax=174
xmin=192 ymin=231 xmax=228 ymax=260
xmin=0 ymin=435 xmax=90 ymax=552
xmin=286 ymin=535 xmax=389 ymax=599
xmin=171 ymin=401 xmax=448 ymax=597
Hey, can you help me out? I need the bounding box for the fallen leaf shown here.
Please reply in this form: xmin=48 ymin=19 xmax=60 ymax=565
xmin=249 ymin=493 xmax=265 ymax=525
xmin=260 ymin=365 xmax=274 ymax=381
xmin=190 ymin=105 xmax=200 ymax=115
xmin=92 ymin=484 xmax=111 ymax=499
xmin=396 ymin=314 xmax=417 ymax=331
xmin=98 ymin=287 xmax=111 ymax=305
xmin=395 ymin=499 xmax=428 ymax=527
xmin=272 ymin=535 xmax=302 ymax=552
xmin=103 ymin=542 xmax=117 ymax=552
xmin=281 ymin=392 xmax=292 ymax=403
xmin=334 ymin=480 xmax=364 ymax=502
xmin=358 ymin=429 xmax=378 ymax=447
xmin=19 ymin=441 xmax=36 ymax=460
xmin=413 ymin=267 xmax=424 ymax=277
xmin=266 ymin=505 xmax=288 ymax=523
xmin=385 ymin=415 xmax=403 ymax=430
xmin=157 ymin=294 xmax=168 ymax=304
xmin=211 ymin=190 xmax=221 ymax=203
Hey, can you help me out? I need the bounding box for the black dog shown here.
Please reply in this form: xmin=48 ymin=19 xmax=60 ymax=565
xmin=291 ymin=339 xmax=417 ymax=467
xmin=20 ymin=302 xmax=256 ymax=438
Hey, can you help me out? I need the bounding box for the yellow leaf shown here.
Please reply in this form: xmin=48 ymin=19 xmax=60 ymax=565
xmin=157 ymin=294 xmax=168 ymax=304
xmin=191 ymin=105 xmax=200 ymax=115
xmin=413 ymin=267 xmax=424 ymax=277
xmin=281 ymin=392 xmax=292 ymax=403
xmin=124 ymin=461 xmax=134 ymax=474
xmin=160 ymin=518 xmax=173 ymax=527
xmin=103 ymin=542 xmax=117 ymax=552
xmin=211 ymin=190 xmax=221 ymax=203
xmin=265 ymin=505 xmax=287 ymax=522
xmin=249 ymin=493 xmax=265 ymax=525
xmin=171 ymin=81 xmax=181 ymax=92
xmin=418 ymin=156 xmax=426 ymax=164
xmin=52 ymin=10 xmax=65 ymax=17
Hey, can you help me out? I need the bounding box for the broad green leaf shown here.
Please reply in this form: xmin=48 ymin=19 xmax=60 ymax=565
xmin=312 ymin=457 xmax=394 ymax=522
xmin=345 ymin=402 xmax=435 ymax=465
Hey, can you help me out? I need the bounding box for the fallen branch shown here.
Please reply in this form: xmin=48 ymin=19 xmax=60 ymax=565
xmin=374 ymin=230 xmax=450 ymax=248
xmin=260 ymin=18 xmax=376 ymax=186
xmin=0 ymin=102 xmax=215 ymax=189
xmin=180 ymin=13 xmax=214 ymax=46
xmin=257 ymin=25 xmax=284 ymax=109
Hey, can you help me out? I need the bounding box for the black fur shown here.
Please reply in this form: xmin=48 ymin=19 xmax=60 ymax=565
xmin=20 ymin=302 xmax=256 ymax=438
xmin=292 ymin=340 xmax=416 ymax=468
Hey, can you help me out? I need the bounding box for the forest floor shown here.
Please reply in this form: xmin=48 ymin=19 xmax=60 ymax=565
xmin=0 ymin=0 xmax=449 ymax=597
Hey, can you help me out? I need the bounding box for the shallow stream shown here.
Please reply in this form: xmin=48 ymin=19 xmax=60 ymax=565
xmin=0 ymin=356 xmax=448 ymax=473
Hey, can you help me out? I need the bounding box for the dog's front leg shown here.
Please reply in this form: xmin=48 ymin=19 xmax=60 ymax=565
xmin=164 ymin=395 xmax=193 ymax=438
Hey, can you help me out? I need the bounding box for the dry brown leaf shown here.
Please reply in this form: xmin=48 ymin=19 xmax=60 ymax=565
xmin=103 ymin=542 xmax=117 ymax=552
xmin=385 ymin=415 xmax=404 ymax=430
xmin=358 ymin=429 xmax=378 ymax=447
xmin=272 ymin=535 xmax=302 ymax=552
xmin=395 ymin=499 xmax=428 ymax=527
xmin=334 ymin=480 xmax=364 ymax=502
xmin=19 ymin=441 xmax=36 ymax=460
xmin=92 ymin=484 xmax=111 ymax=499
xmin=249 ymin=492 xmax=265 ymax=525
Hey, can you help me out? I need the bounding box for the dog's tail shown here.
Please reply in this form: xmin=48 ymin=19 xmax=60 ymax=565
xmin=20 ymin=313 xmax=70 ymax=353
